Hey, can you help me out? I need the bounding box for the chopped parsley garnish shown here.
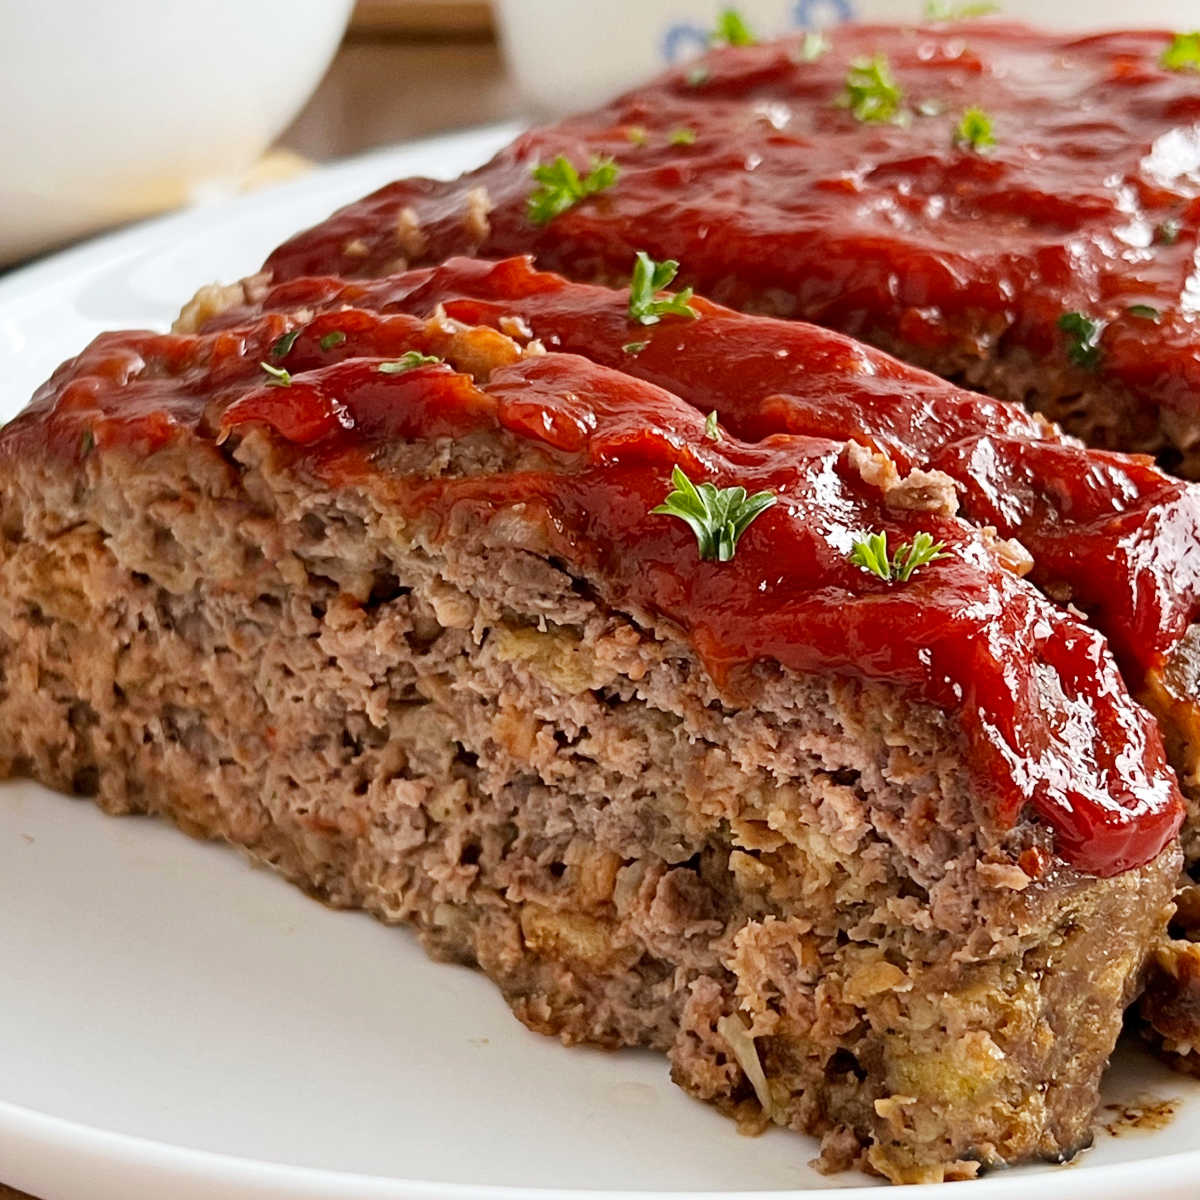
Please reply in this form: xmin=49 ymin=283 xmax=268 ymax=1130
xmin=669 ymin=127 xmax=698 ymax=145
xmin=704 ymin=410 xmax=722 ymax=441
xmin=271 ymin=329 xmax=301 ymax=358
xmin=712 ymin=8 xmax=756 ymax=46
xmin=797 ymin=31 xmax=830 ymax=62
xmin=1128 ymin=304 xmax=1161 ymax=321
xmin=840 ymin=55 xmax=904 ymax=124
xmin=378 ymin=351 xmax=443 ymax=373
xmin=628 ymin=252 xmax=700 ymax=325
xmin=527 ymin=155 xmax=619 ymax=226
xmin=1157 ymin=217 xmax=1183 ymax=245
xmin=319 ymin=330 xmax=347 ymax=350
xmin=260 ymin=361 xmax=292 ymax=387
xmin=849 ymin=530 xmax=948 ymax=583
xmin=1162 ymin=32 xmax=1200 ymax=72
xmin=626 ymin=126 xmax=648 ymax=146
xmin=954 ymin=107 xmax=995 ymax=151
xmin=80 ymin=429 xmax=95 ymax=457
xmin=652 ymin=465 xmax=776 ymax=562
xmin=623 ymin=340 xmax=650 ymax=355
xmin=1058 ymin=312 xmax=1105 ymax=369
xmin=924 ymin=0 xmax=1000 ymax=18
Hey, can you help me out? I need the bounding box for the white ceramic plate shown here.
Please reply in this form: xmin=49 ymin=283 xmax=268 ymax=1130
xmin=0 ymin=124 xmax=1199 ymax=1200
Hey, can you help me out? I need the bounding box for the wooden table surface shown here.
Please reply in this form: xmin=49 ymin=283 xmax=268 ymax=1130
xmin=0 ymin=29 xmax=521 ymax=1200
xmin=281 ymin=31 xmax=521 ymax=161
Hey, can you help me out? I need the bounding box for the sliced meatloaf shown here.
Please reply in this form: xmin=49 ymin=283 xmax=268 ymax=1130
xmin=0 ymin=298 xmax=1182 ymax=1183
xmin=202 ymin=256 xmax=1200 ymax=856
xmin=194 ymin=256 xmax=1200 ymax=1069
xmin=263 ymin=22 xmax=1200 ymax=478
xmin=299 ymin=256 xmax=1200 ymax=1075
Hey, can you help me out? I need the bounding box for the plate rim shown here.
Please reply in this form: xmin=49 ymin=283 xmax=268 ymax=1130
xmin=7 ymin=1090 xmax=1200 ymax=1200
xmin=0 ymin=120 xmax=523 ymax=316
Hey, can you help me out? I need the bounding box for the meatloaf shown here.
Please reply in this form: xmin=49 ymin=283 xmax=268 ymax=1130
xmin=263 ymin=22 xmax=1200 ymax=478
xmin=0 ymin=280 xmax=1183 ymax=1183
xmin=198 ymin=255 xmax=1200 ymax=1067
xmin=198 ymin=255 xmax=1200 ymax=862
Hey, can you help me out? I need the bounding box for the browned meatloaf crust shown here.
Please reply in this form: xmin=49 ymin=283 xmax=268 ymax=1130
xmin=0 ymin=291 xmax=1182 ymax=1183
xmin=262 ymin=23 xmax=1200 ymax=478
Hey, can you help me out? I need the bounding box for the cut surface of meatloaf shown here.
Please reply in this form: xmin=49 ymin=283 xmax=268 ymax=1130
xmin=204 ymin=256 xmax=1200 ymax=841
xmin=0 ymin=298 xmax=1183 ymax=1183
xmin=263 ymin=22 xmax=1200 ymax=477
xmin=195 ymin=257 xmax=1200 ymax=1066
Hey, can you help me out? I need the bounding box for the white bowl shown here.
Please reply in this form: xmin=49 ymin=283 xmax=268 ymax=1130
xmin=0 ymin=0 xmax=353 ymax=265
xmin=496 ymin=0 xmax=1200 ymax=115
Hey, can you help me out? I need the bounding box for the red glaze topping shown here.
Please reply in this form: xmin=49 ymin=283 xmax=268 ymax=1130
xmin=5 ymin=294 xmax=1183 ymax=876
xmin=6 ymin=322 xmax=292 ymax=461
xmin=265 ymin=24 xmax=1200 ymax=448
xmin=231 ymin=255 xmax=1200 ymax=689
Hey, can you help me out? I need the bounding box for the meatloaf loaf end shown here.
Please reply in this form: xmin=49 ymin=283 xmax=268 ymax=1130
xmin=261 ymin=23 xmax=1200 ymax=479
xmin=0 ymin=305 xmax=1182 ymax=1183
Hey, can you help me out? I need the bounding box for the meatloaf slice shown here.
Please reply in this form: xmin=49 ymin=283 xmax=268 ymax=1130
xmin=262 ymin=23 xmax=1200 ymax=478
xmin=0 ymin=307 xmax=1182 ymax=1183
xmin=297 ymin=255 xmax=1200 ymax=1075
xmin=206 ymin=255 xmax=1200 ymax=858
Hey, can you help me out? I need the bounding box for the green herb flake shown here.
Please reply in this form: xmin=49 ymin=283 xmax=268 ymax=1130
xmin=1162 ymin=32 xmax=1200 ymax=72
xmin=840 ymin=55 xmax=904 ymax=124
xmin=622 ymin=340 xmax=650 ymax=355
xmin=686 ymin=64 xmax=711 ymax=87
xmin=271 ymin=329 xmax=302 ymax=358
xmin=954 ymin=106 xmax=995 ymax=152
xmin=1058 ymin=312 xmax=1105 ymax=369
xmin=628 ymin=251 xmax=700 ymax=325
xmin=669 ymin=127 xmax=698 ymax=145
xmin=652 ymin=465 xmax=776 ymax=562
xmin=851 ymin=531 xmax=891 ymax=580
xmin=378 ymin=351 xmax=444 ymax=373
xmin=527 ymin=155 xmax=619 ymax=226
xmin=704 ymin=410 xmax=722 ymax=441
xmin=260 ymin=361 xmax=292 ymax=387
xmin=849 ymin=529 xmax=949 ymax=583
xmin=80 ymin=429 xmax=96 ymax=457
xmin=625 ymin=126 xmax=649 ymax=146
xmin=319 ymin=330 xmax=347 ymax=351
xmin=712 ymin=8 xmax=756 ymax=46
xmin=1128 ymin=304 xmax=1161 ymax=322
xmin=1157 ymin=217 xmax=1183 ymax=245
xmin=797 ymin=31 xmax=830 ymax=62
xmin=924 ymin=0 xmax=1000 ymax=19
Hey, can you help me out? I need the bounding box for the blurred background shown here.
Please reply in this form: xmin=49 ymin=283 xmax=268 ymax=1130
xmin=0 ymin=0 xmax=515 ymax=270
xmin=283 ymin=1 xmax=515 ymax=159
